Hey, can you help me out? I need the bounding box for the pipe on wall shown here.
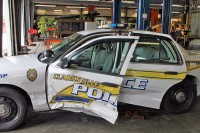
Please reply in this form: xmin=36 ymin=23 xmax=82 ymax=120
xmin=0 ymin=0 xmax=3 ymax=57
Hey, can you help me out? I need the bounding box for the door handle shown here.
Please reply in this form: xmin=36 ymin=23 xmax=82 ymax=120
xmin=164 ymin=71 xmax=178 ymax=75
xmin=102 ymin=82 xmax=119 ymax=88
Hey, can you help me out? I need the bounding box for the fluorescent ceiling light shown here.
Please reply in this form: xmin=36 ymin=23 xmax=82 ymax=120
xmin=95 ymin=7 xmax=110 ymax=10
xmin=172 ymin=11 xmax=180 ymax=14
xmin=66 ymin=6 xmax=86 ymax=9
xmin=172 ymin=4 xmax=183 ymax=7
xmin=160 ymin=4 xmax=183 ymax=7
xmin=35 ymin=4 xmax=56 ymax=7
xmin=198 ymin=6 xmax=200 ymax=8
xmin=150 ymin=4 xmax=161 ymax=6
xmin=123 ymin=1 xmax=135 ymax=3
xmin=54 ymin=10 xmax=63 ymax=12
xmin=70 ymin=9 xmax=79 ymax=13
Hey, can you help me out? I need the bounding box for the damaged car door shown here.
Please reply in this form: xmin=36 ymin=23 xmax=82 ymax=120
xmin=47 ymin=36 xmax=139 ymax=124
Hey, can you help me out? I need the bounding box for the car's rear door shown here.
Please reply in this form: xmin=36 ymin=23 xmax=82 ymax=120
xmin=47 ymin=36 xmax=139 ymax=124
xmin=119 ymin=35 xmax=187 ymax=109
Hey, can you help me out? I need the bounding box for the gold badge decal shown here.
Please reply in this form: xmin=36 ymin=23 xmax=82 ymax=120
xmin=27 ymin=69 xmax=37 ymax=82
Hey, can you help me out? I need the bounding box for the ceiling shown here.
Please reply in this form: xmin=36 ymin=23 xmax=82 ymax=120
xmin=32 ymin=0 xmax=200 ymax=17
xmin=31 ymin=0 xmax=188 ymax=7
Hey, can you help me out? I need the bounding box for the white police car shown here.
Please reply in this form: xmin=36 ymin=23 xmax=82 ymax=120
xmin=0 ymin=29 xmax=200 ymax=131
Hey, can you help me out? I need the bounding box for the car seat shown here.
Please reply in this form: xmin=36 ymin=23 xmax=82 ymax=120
xmin=92 ymin=43 xmax=112 ymax=70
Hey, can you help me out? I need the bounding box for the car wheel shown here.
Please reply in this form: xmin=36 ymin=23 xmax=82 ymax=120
xmin=162 ymin=80 xmax=196 ymax=114
xmin=0 ymin=86 xmax=29 ymax=132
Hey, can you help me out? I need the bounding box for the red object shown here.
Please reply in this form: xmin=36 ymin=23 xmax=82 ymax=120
xmin=87 ymin=5 xmax=95 ymax=13
xmin=2 ymin=18 xmax=6 ymax=33
xmin=45 ymin=38 xmax=64 ymax=49
xmin=28 ymin=29 xmax=37 ymax=35
xmin=48 ymin=27 xmax=56 ymax=31
xmin=28 ymin=37 xmax=33 ymax=45
xmin=150 ymin=9 xmax=159 ymax=26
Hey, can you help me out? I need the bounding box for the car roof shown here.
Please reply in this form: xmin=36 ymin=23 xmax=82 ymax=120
xmin=77 ymin=29 xmax=189 ymax=58
xmin=77 ymin=29 xmax=171 ymax=38
xmin=130 ymin=30 xmax=171 ymax=38
xmin=77 ymin=29 xmax=111 ymax=35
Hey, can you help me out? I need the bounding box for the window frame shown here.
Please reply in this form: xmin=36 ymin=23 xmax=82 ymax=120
xmin=66 ymin=38 xmax=135 ymax=76
xmin=130 ymin=34 xmax=183 ymax=65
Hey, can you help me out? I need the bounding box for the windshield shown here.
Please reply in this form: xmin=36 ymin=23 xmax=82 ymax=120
xmin=51 ymin=33 xmax=83 ymax=55
xmin=38 ymin=33 xmax=83 ymax=63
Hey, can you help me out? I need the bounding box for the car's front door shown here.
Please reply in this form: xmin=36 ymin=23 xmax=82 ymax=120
xmin=47 ymin=36 xmax=139 ymax=124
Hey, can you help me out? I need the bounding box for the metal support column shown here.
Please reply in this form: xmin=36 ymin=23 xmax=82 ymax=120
xmin=137 ymin=0 xmax=150 ymax=30
xmin=112 ymin=0 xmax=122 ymax=24
xmin=0 ymin=0 xmax=3 ymax=57
xmin=161 ymin=0 xmax=172 ymax=34
xmin=25 ymin=0 xmax=30 ymax=45
xmin=30 ymin=2 xmax=35 ymax=29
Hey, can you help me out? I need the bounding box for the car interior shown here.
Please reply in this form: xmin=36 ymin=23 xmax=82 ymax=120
xmin=70 ymin=41 xmax=131 ymax=74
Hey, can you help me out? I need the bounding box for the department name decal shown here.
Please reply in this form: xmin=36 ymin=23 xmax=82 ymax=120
xmin=0 ymin=74 xmax=7 ymax=78
xmin=53 ymin=74 xmax=100 ymax=87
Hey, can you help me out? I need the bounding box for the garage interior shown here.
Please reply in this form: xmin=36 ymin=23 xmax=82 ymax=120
xmin=1 ymin=0 xmax=200 ymax=56
xmin=1 ymin=0 xmax=200 ymax=133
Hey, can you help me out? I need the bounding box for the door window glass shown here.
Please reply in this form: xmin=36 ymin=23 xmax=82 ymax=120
xmin=160 ymin=40 xmax=179 ymax=63
xmin=70 ymin=40 xmax=132 ymax=74
xmin=131 ymin=36 xmax=180 ymax=64
xmin=131 ymin=37 xmax=160 ymax=63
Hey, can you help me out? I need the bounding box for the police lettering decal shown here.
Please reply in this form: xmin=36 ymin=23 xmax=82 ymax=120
xmin=27 ymin=69 xmax=37 ymax=82
xmin=52 ymin=74 xmax=118 ymax=106
xmin=123 ymin=78 xmax=148 ymax=90
xmin=72 ymin=84 xmax=116 ymax=106
xmin=0 ymin=74 xmax=7 ymax=78
xmin=53 ymin=74 xmax=100 ymax=87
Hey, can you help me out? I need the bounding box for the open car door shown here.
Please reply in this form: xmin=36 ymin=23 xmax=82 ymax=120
xmin=47 ymin=36 xmax=139 ymax=124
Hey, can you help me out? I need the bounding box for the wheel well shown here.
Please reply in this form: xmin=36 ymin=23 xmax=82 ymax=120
xmin=0 ymin=84 xmax=33 ymax=108
xmin=185 ymin=75 xmax=198 ymax=84
xmin=160 ymin=75 xmax=197 ymax=109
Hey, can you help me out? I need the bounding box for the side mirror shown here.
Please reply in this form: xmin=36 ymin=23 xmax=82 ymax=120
xmin=57 ymin=58 xmax=69 ymax=69
xmin=43 ymin=50 xmax=55 ymax=58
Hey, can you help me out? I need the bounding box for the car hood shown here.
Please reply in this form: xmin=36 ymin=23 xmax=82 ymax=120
xmin=187 ymin=50 xmax=200 ymax=56
xmin=185 ymin=54 xmax=200 ymax=62
xmin=183 ymin=50 xmax=200 ymax=62
xmin=0 ymin=54 xmax=47 ymax=69
xmin=176 ymin=43 xmax=200 ymax=62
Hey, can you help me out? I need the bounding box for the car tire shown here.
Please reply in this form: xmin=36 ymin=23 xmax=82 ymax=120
xmin=161 ymin=79 xmax=196 ymax=114
xmin=0 ymin=86 xmax=29 ymax=132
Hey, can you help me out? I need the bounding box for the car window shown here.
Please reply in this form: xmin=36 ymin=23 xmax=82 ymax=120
xmin=70 ymin=40 xmax=132 ymax=74
xmin=131 ymin=37 xmax=160 ymax=63
xmin=51 ymin=33 xmax=83 ymax=55
xmin=131 ymin=36 xmax=180 ymax=64
xmin=160 ymin=40 xmax=179 ymax=63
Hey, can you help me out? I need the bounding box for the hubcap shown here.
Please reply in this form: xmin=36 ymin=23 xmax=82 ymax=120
xmin=175 ymin=92 xmax=186 ymax=103
xmin=0 ymin=97 xmax=17 ymax=122
xmin=0 ymin=104 xmax=11 ymax=118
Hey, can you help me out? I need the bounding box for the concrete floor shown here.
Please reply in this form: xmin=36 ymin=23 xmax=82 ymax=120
xmin=7 ymin=97 xmax=200 ymax=133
